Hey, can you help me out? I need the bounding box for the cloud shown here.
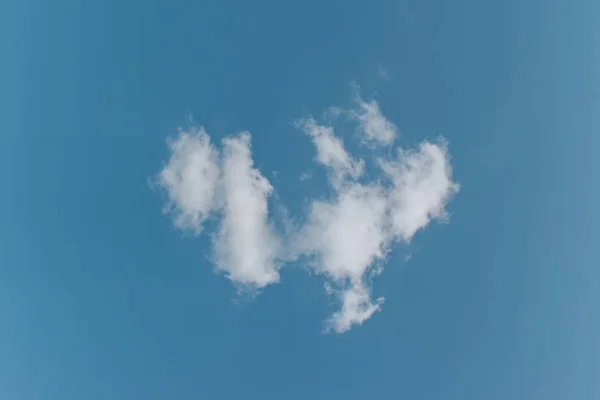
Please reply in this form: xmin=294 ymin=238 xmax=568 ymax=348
xmin=290 ymin=116 xmax=458 ymax=333
xmin=382 ymin=140 xmax=459 ymax=241
xmin=213 ymin=133 xmax=281 ymax=289
xmin=295 ymin=183 xmax=388 ymax=281
xmin=156 ymin=94 xmax=458 ymax=334
xmin=158 ymin=128 xmax=220 ymax=234
xmin=327 ymin=281 xmax=384 ymax=334
xmin=293 ymin=181 xmax=389 ymax=333
xmin=352 ymin=97 xmax=398 ymax=146
xmin=158 ymin=129 xmax=280 ymax=289
xmin=295 ymin=118 xmax=364 ymax=188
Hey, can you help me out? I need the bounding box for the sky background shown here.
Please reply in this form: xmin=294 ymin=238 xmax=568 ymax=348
xmin=2 ymin=0 xmax=600 ymax=399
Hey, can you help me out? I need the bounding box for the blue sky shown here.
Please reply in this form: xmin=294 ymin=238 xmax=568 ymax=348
xmin=2 ymin=0 xmax=600 ymax=398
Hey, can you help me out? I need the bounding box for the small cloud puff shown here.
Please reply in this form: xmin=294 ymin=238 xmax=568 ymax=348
xmin=158 ymin=128 xmax=220 ymax=233
xmin=352 ymin=97 xmax=398 ymax=146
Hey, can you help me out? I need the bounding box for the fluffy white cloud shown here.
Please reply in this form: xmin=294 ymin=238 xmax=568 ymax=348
xmin=158 ymin=129 xmax=280 ymax=289
xmin=158 ymin=128 xmax=220 ymax=233
xmin=156 ymin=95 xmax=458 ymax=334
xmin=292 ymin=114 xmax=458 ymax=333
xmin=352 ymin=98 xmax=398 ymax=146
xmin=296 ymin=183 xmax=388 ymax=281
xmin=213 ymin=133 xmax=281 ymax=288
xmin=295 ymin=118 xmax=363 ymax=188
xmin=294 ymin=182 xmax=389 ymax=333
xmin=327 ymin=281 xmax=384 ymax=334
xmin=382 ymin=140 xmax=459 ymax=241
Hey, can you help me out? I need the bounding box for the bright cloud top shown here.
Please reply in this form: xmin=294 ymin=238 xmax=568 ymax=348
xmin=156 ymin=97 xmax=459 ymax=333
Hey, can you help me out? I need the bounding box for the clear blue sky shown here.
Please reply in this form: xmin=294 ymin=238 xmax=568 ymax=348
xmin=1 ymin=0 xmax=600 ymax=398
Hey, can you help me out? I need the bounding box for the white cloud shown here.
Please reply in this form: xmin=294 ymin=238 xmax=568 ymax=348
xmin=327 ymin=281 xmax=384 ymax=334
xmin=213 ymin=133 xmax=281 ymax=289
xmin=156 ymin=93 xmax=458 ymax=334
xmin=294 ymin=182 xmax=389 ymax=333
xmin=291 ymin=119 xmax=457 ymax=333
xmin=296 ymin=183 xmax=388 ymax=281
xmin=295 ymin=118 xmax=364 ymax=188
xmin=157 ymin=129 xmax=281 ymax=289
xmin=158 ymin=128 xmax=220 ymax=233
xmin=352 ymin=98 xmax=398 ymax=146
xmin=381 ymin=140 xmax=460 ymax=241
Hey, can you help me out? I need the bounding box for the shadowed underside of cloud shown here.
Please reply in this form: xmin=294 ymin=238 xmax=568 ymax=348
xmin=156 ymin=96 xmax=459 ymax=333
